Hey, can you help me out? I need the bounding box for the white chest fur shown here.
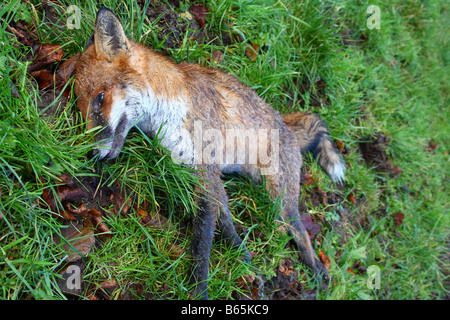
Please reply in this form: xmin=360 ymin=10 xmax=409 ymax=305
xmin=133 ymin=86 xmax=194 ymax=164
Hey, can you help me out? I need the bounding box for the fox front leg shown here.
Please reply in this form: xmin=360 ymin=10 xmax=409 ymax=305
xmin=189 ymin=164 xmax=253 ymax=299
xmin=189 ymin=193 xmax=217 ymax=299
xmin=188 ymin=165 xmax=224 ymax=299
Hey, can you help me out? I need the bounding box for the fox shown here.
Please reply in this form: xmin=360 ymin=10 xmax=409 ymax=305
xmin=74 ymin=7 xmax=345 ymax=299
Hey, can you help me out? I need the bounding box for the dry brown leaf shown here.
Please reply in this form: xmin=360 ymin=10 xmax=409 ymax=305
xmin=56 ymin=173 xmax=74 ymax=185
xmin=88 ymin=213 xmax=113 ymax=238
xmin=56 ymin=52 xmax=80 ymax=83
xmin=86 ymin=279 xmax=118 ymax=300
xmin=28 ymin=43 xmax=63 ymax=72
xmin=157 ymin=239 xmax=185 ymax=260
xmin=189 ymin=4 xmax=208 ymax=28
xmin=57 ymin=221 xmax=95 ymax=262
xmin=392 ymin=165 xmax=403 ymax=176
xmin=426 ymin=139 xmax=438 ymax=151
xmin=110 ymin=189 xmax=131 ymax=215
xmin=55 ymin=52 xmax=81 ymax=97
xmin=348 ymin=192 xmax=356 ymax=205
xmin=97 ymin=279 xmax=118 ymax=290
xmin=64 ymin=202 xmax=87 ymax=216
xmin=42 ymin=186 xmax=75 ymax=220
xmin=392 ymin=211 xmax=404 ymax=227
xmin=300 ymin=172 xmax=314 ymax=186
xmin=278 ymin=258 xmax=296 ymax=276
xmin=136 ymin=201 xmax=169 ymax=228
xmin=319 ymin=251 xmax=331 ymax=270
xmin=316 ymin=187 xmax=328 ymax=206
xmin=246 ymin=43 xmax=259 ymax=61
xmin=334 ymin=139 xmax=345 ymax=153
xmin=30 ymin=69 xmax=53 ymax=89
xmin=348 ymin=260 xmax=367 ymax=275
xmin=6 ymin=25 xmax=35 ymax=46
xmin=233 ymin=275 xmax=258 ymax=300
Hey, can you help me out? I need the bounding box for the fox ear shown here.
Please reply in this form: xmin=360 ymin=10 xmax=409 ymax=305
xmin=94 ymin=7 xmax=130 ymax=60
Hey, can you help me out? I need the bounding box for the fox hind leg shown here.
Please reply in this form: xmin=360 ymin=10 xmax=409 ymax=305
xmin=216 ymin=191 xmax=251 ymax=262
xmin=265 ymin=129 xmax=329 ymax=286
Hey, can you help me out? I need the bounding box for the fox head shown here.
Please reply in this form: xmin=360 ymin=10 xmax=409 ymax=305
xmin=75 ymin=7 xmax=146 ymax=160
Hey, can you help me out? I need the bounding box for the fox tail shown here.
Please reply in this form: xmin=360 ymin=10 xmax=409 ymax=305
xmin=282 ymin=111 xmax=345 ymax=183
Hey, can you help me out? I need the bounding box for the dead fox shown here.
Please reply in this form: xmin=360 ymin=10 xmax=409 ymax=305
xmin=74 ymin=7 xmax=345 ymax=299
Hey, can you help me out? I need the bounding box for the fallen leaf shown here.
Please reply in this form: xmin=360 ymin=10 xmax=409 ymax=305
xmin=392 ymin=211 xmax=404 ymax=227
xmin=233 ymin=274 xmax=260 ymax=300
xmin=319 ymin=251 xmax=331 ymax=270
xmin=245 ymin=43 xmax=259 ymax=61
xmin=86 ymin=279 xmax=119 ymax=300
xmin=42 ymin=177 xmax=115 ymax=237
xmin=30 ymin=69 xmax=54 ymax=89
xmin=42 ymin=186 xmax=75 ymax=220
xmin=334 ymin=139 xmax=345 ymax=153
xmin=135 ymin=200 xmax=169 ymax=228
xmin=56 ymin=221 xmax=95 ymax=262
xmin=97 ymin=279 xmax=118 ymax=290
xmin=348 ymin=192 xmax=356 ymax=205
xmin=56 ymin=173 xmax=75 ymax=186
xmin=348 ymin=260 xmax=367 ymax=275
xmin=57 ymin=53 xmax=79 ymax=80
xmin=300 ymin=172 xmax=314 ymax=186
xmin=6 ymin=25 xmax=35 ymax=46
xmin=316 ymin=187 xmax=328 ymax=206
xmin=166 ymin=243 xmax=185 ymax=260
xmin=64 ymin=203 xmax=112 ymax=237
xmin=392 ymin=165 xmax=403 ymax=176
xmin=42 ymin=177 xmax=89 ymax=217
xmin=110 ymin=189 xmax=131 ymax=215
xmin=28 ymin=43 xmax=63 ymax=72
xmin=64 ymin=202 xmax=87 ymax=216
xmin=87 ymin=293 xmax=99 ymax=300
xmin=88 ymin=213 xmax=113 ymax=238
xmin=426 ymin=139 xmax=438 ymax=151
xmin=189 ymin=4 xmax=208 ymax=28
xmin=278 ymin=258 xmax=296 ymax=276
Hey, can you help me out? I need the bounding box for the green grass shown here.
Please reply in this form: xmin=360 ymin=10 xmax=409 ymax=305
xmin=0 ymin=0 xmax=448 ymax=300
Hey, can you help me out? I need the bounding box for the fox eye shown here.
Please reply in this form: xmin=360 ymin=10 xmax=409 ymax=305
xmin=93 ymin=91 xmax=105 ymax=110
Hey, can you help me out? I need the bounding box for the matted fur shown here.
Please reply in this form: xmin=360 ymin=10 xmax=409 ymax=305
xmin=74 ymin=7 xmax=345 ymax=299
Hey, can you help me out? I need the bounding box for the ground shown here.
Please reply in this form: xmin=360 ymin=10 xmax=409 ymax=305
xmin=0 ymin=0 xmax=448 ymax=300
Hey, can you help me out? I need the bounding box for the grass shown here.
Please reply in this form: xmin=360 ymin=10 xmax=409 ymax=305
xmin=0 ymin=0 xmax=448 ymax=300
